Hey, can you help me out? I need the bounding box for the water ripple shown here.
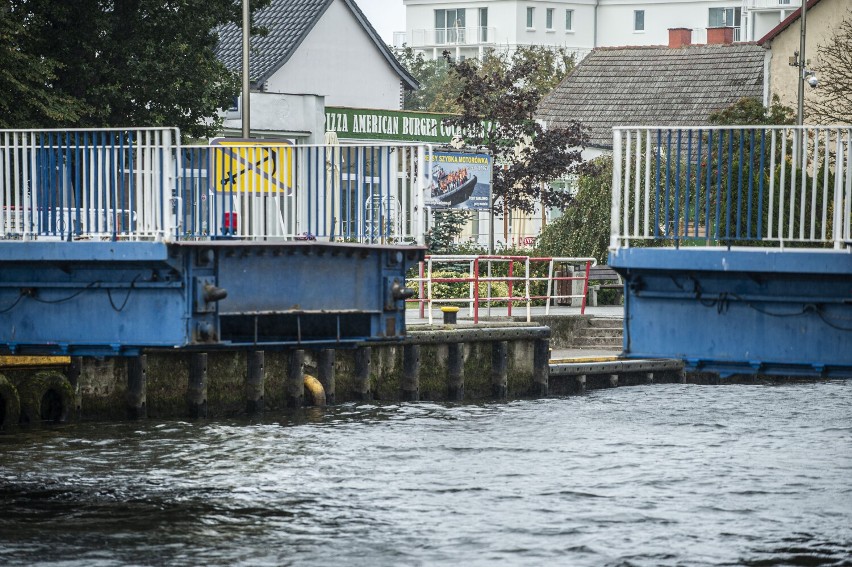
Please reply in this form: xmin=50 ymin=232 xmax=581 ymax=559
xmin=0 ymin=382 xmax=850 ymax=566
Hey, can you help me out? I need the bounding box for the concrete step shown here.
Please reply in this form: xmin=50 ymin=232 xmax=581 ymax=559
xmin=588 ymin=317 xmax=623 ymax=329
xmin=572 ymin=336 xmax=624 ymax=348
xmin=568 ymin=343 xmax=624 ymax=352
xmin=578 ymin=327 xmax=624 ymax=338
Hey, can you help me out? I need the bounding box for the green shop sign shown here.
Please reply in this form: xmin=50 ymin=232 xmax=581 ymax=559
xmin=325 ymin=106 xmax=492 ymax=144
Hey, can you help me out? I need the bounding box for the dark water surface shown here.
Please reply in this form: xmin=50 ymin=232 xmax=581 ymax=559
xmin=1 ymin=382 xmax=850 ymax=566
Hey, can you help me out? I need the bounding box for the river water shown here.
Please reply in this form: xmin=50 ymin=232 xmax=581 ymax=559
xmin=1 ymin=381 xmax=850 ymax=566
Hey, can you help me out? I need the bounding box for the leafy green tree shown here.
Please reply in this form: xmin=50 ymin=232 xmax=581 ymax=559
xmin=2 ymin=0 xmax=269 ymax=139
xmin=709 ymin=96 xmax=795 ymax=126
xmin=441 ymin=48 xmax=586 ymax=214
xmin=0 ymin=4 xmax=85 ymax=126
xmin=394 ymin=45 xmax=460 ymax=113
xmin=424 ymin=209 xmax=470 ymax=254
xmin=396 ymin=45 xmax=576 ymax=114
xmin=535 ymin=156 xmax=613 ymax=263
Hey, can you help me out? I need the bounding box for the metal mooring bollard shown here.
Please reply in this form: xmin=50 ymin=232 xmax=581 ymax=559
xmin=441 ymin=306 xmax=459 ymax=325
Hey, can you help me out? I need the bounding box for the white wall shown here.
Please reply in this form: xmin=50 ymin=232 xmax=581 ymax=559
xmin=265 ymin=0 xmax=403 ymax=110
xmin=404 ymin=0 xmax=598 ymax=57
xmin=596 ymin=0 xmax=743 ymax=46
xmin=219 ymin=93 xmax=326 ymax=143
xmin=405 ymin=0 xmax=756 ymax=54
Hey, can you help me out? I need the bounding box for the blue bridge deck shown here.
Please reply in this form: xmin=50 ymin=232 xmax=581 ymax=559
xmin=609 ymin=126 xmax=852 ymax=377
xmin=0 ymin=240 xmax=423 ymax=357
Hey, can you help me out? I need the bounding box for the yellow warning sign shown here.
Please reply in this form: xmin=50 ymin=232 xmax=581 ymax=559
xmin=210 ymin=138 xmax=294 ymax=193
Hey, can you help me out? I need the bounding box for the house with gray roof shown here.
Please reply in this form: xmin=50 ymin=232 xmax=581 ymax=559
xmin=215 ymin=0 xmax=418 ymax=138
xmin=537 ymin=31 xmax=767 ymax=151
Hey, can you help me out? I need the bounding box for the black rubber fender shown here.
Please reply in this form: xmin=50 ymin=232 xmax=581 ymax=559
xmin=17 ymin=371 xmax=74 ymax=424
xmin=0 ymin=373 xmax=21 ymax=430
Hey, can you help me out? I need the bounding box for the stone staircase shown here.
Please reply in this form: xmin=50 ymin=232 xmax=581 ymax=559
xmin=571 ymin=317 xmax=623 ymax=349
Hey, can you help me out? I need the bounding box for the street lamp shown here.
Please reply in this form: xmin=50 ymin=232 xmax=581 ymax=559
xmin=242 ymin=0 xmax=251 ymax=138
xmin=796 ymin=0 xmax=809 ymax=125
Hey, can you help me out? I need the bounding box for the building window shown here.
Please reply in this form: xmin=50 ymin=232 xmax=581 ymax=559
xmin=546 ymin=8 xmax=554 ymax=30
xmin=479 ymin=7 xmax=488 ymax=42
xmin=634 ymin=10 xmax=644 ymax=32
xmin=565 ymin=9 xmax=574 ymax=31
xmin=526 ymin=7 xmax=534 ymax=29
xmin=435 ymin=8 xmax=466 ymax=44
xmin=708 ymin=7 xmax=741 ymax=28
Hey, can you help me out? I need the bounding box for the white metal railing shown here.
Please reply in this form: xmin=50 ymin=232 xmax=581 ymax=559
xmin=0 ymin=128 xmax=431 ymax=245
xmin=408 ymin=255 xmax=599 ymax=324
xmin=743 ymin=0 xmax=798 ymax=10
xmin=404 ymin=26 xmax=496 ymax=48
xmin=0 ymin=128 xmax=175 ymax=241
xmin=610 ymin=126 xmax=852 ymax=250
xmin=180 ymin=142 xmax=428 ymax=244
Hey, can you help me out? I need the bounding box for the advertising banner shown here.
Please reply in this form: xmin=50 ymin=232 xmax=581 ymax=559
xmin=325 ymin=107 xmax=494 ymax=144
xmin=425 ymin=151 xmax=492 ymax=211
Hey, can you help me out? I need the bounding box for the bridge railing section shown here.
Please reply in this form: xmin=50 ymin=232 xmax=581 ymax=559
xmin=610 ymin=126 xmax=852 ymax=250
xmin=1 ymin=128 xmax=429 ymax=245
xmin=1 ymin=128 xmax=177 ymax=241
xmin=180 ymin=142 xmax=427 ymax=244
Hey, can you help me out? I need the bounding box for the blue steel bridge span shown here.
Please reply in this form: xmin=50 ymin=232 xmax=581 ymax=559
xmin=608 ymin=125 xmax=852 ymax=377
xmin=0 ymin=128 xmax=427 ymax=356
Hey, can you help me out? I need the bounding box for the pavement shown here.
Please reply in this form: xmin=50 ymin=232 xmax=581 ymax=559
xmin=406 ymin=304 xmax=626 ymax=362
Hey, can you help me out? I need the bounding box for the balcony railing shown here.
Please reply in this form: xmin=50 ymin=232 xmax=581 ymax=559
xmin=395 ymin=27 xmax=496 ymax=49
xmin=742 ymin=0 xmax=799 ymax=10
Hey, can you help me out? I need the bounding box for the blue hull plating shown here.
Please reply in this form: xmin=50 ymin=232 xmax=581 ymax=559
xmin=609 ymin=247 xmax=852 ymax=377
xmin=0 ymin=241 xmax=424 ymax=356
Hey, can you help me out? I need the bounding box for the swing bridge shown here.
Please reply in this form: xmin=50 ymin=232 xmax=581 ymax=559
xmin=0 ymin=128 xmax=428 ymax=356
xmin=609 ymin=125 xmax=852 ymax=377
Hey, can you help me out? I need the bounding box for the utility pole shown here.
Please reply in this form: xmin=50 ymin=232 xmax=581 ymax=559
xmin=241 ymin=0 xmax=251 ymax=138
xmin=796 ymin=0 xmax=808 ymax=125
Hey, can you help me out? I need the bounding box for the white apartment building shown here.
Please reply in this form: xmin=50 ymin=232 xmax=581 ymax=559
xmin=396 ymin=0 xmax=802 ymax=59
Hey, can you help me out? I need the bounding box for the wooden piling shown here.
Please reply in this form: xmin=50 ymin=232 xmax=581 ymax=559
xmin=533 ymin=339 xmax=549 ymax=397
xmin=287 ymin=350 xmax=305 ymax=408
xmin=68 ymin=356 xmax=83 ymax=414
xmin=354 ymin=347 xmax=372 ymax=401
xmin=246 ymin=351 xmax=264 ymax=414
xmin=447 ymin=342 xmax=464 ymax=401
xmin=491 ymin=341 xmax=508 ymax=399
xmin=402 ymin=344 xmax=420 ymax=401
xmin=126 ymin=355 xmax=147 ymax=420
xmin=187 ymin=353 xmax=208 ymax=418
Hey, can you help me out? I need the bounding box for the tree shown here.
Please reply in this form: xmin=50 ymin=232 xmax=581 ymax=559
xmin=424 ymin=209 xmax=470 ymax=254
xmin=534 ymin=156 xmax=613 ymax=264
xmin=440 ymin=48 xmax=586 ymax=214
xmin=0 ymin=4 xmax=85 ymax=126
xmin=394 ymin=45 xmax=460 ymax=113
xmin=808 ymin=10 xmax=852 ymax=124
xmin=1 ymin=0 xmax=269 ymax=139
xmin=709 ymin=96 xmax=795 ymax=126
